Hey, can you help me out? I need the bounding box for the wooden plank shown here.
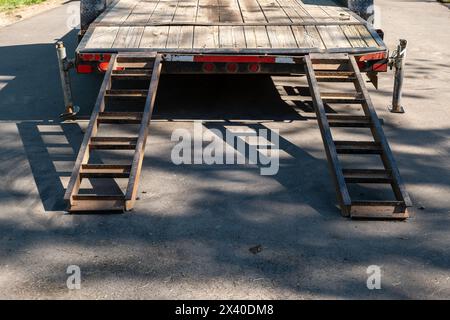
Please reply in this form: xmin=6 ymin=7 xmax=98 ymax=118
xmin=304 ymin=55 xmax=352 ymax=215
xmin=317 ymin=25 xmax=351 ymax=49
xmin=85 ymin=26 xmax=120 ymax=49
xmin=70 ymin=198 xmax=125 ymax=212
xmin=197 ymin=0 xmax=220 ymax=23
xmin=140 ymin=26 xmax=170 ymax=48
xmin=244 ymin=26 xmax=271 ymax=48
xmin=276 ymin=0 xmax=304 ymax=23
xmin=193 ymin=26 xmax=219 ymax=48
xmin=238 ymin=0 xmax=267 ymax=23
xmin=112 ymin=26 xmax=131 ymax=47
xmin=257 ymin=0 xmax=291 ymax=23
xmin=150 ymin=0 xmax=179 ymax=23
xmin=301 ymin=5 xmax=333 ymax=23
xmin=355 ymin=24 xmax=379 ymax=48
xmin=218 ymin=0 xmax=244 ymax=23
xmin=64 ymin=55 xmax=117 ymax=205
xmin=173 ymin=0 xmax=198 ymax=23
xmin=166 ymin=25 xmax=195 ymax=48
xmin=125 ymin=55 xmax=163 ymax=210
xmin=101 ymin=0 xmax=137 ymax=24
xmin=291 ymin=25 xmax=324 ymax=49
xmin=341 ymin=24 xmax=367 ymax=48
xmin=125 ymin=1 xmax=160 ymax=23
xmin=124 ymin=26 xmax=145 ymax=48
xmin=320 ymin=4 xmax=356 ymax=23
xmin=219 ymin=26 xmax=246 ymax=48
xmin=348 ymin=56 xmax=412 ymax=207
xmin=350 ymin=201 xmax=408 ymax=219
xmin=287 ymin=0 xmax=314 ymax=22
xmin=266 ymin=26 xmax=297 ymax=48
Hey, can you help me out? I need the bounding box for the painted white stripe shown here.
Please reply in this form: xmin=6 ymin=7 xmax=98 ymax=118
xmin=275 ymin=57 xmax=295 ymax=64
xmin=163 ymin=54 xmax=194 ymax=62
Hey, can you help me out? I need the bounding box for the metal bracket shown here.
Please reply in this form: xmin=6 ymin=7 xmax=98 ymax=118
xmin=389 ymin=39 xmax=407 ymax=113
xmin=56 ymin=41 xmax=79 ymax=120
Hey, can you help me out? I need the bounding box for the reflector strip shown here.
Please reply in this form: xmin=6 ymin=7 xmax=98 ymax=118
xmin=357 ymin=52 xmax=388 ymax=62
xmin=194 ymin=55 xmax=276 ymax=63
xmin=77 ymin=64 xmax=93 ymax=74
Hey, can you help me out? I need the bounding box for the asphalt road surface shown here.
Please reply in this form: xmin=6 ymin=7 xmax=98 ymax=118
xmin=0 ymin=0 xmax=449 ymax=299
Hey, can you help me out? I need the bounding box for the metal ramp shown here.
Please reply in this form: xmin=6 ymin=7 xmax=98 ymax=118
xmin=64 ymin=53 xmax=162 ymax=212
xmin=304 ymin=53 xmax=411 ymax=219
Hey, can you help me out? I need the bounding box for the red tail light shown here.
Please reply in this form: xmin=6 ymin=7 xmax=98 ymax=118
xmin=226 ymin=63 xmax=238 ymax=73
xmin=202 ymin=62 xmax=215 ymax=73
xmin=98 ymin=62 xmax=109 ymax=72
xmin=248 ymin=63 xmax=260 ymax=73
xmin=77 ymin=64 xmax=93 ymax=73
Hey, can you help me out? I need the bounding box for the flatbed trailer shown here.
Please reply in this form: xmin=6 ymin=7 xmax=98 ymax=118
xmin=63 ymin=0 xmax=411 ymax=219
xmin=75 ymin=0 xmax=387 ymax=74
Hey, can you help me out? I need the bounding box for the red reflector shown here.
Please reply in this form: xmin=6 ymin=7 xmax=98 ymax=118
xmin=98 ymin=62 xmax=109 ymax=72
xmin=77 ymin=64 xmax=93 ymax=73
xmin=80 ymin=54 xmax=94 ymax=61
xmin=194 ymin=55 xmax=275 ymax=63
xmin=203 ymin=62 xmax=215 ymax=73
xmin=248 ymin=63 xmax=260 ymax=73
xmin=373 ymin=62 xmax=388 ymax=72
xmin=79 ymin=53 xmax=108 ymax=62
xmin=226 ymin=63 xmax=238 ymax=73
xmin=357 ymin=52 xmax=387 ymax=62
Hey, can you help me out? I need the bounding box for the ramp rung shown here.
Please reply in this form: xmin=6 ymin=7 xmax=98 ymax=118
xmin=80 ymin=164 xmax=131 ymax=178
xmin=113 ymin=69 xmax=152 ymax=75
xmin=97 ymin=112 xmax=143 ymax=124
xmin=350 ymin=201 xmax=408 ymax=219
xmin=335 ymin=141 xmax=382 ymax=154
xmin=90 ymin=137 xmax=138 ymax=150
xmin=328 ymin=115 xmax=372 ymax=128
xmin=343 ymin=169 xmax=392 ymax=183
xmin=322 ymin=92 xmax=365 ymax=104
xmin=316 ymin=76 xmax=356 ymax=82
xmin=65 ymin=53 xmax=162 ymax=213
xmin=106 ymin=89 xmax=148 ymax=96
xmin=304 ymin=53 xmax=411 ymax=219
xmin=70 ymin=194 xmax=125 ymax=212
xmin=315 ymin=71 xmax=355 ymax=77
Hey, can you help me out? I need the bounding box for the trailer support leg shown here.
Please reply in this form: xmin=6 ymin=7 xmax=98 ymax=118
xmin=389 ymin=39 xmax=407 ymax=113
xmin=56 ymin=41 xmax=79 ymax=119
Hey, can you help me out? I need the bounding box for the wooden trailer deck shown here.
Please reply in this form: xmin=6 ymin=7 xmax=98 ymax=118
xmin=77 ymin=0 xmax=385 ymax=54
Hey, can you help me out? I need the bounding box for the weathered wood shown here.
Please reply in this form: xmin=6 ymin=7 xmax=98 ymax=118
xmin=304 ymin=53 xmax=410 ymax=219
xmin=304 ymin=54 xmax=352 ymax=215
xmin=348 ymin=55 xmax=412 ymax=207
xmin=97 ymin=111 xmax=144 ymax=123
xmin=80 ymin=0 xmax=384 ymax=53
xmin=66 ymin=53 xmax=161 ymax=212
xmin=125 ymin=55 xmax=163 ymax=210
xmin=341 ymin=24 xmax=367 ymax=48
xmin=64 ymin=54 xmax=117 ymax=206
xmin=239 ymin=0 xmax=267 ymax=23
xmin=244 ymin=26 xmax=271 ymax=48
xmin=219 ymin=26 xmax=246 ymax=48
xmin=350 ymin=201 xmax=408 ymax=220
xmin=266 ymin=26 xmax=297 ymax=48
xmin=140 ymin=26 xmax=170 ymax=48
xmin=194 ymin=26 xmax=219 ymax=48
xmin=167 ymin=26 xmax=195 ymax=48
xmin=80 ymin=164 xmax=132 ymax=178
